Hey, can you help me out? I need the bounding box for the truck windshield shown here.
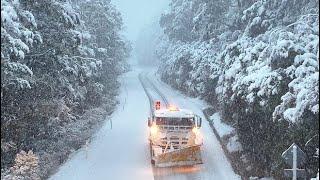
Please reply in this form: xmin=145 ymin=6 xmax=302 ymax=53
xmin=155 ymin=117 xmax=194 ymax=126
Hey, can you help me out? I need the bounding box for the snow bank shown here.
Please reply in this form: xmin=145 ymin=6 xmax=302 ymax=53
xmin=209 ymin=112 xmax=243 ymax=153
xmin=209 ymin=113 xmax=234 ymax=137
xmin=226 ymin=135 xmax=243 ymax=153
xmin=249 ymin=177 xmax=274 ymax=180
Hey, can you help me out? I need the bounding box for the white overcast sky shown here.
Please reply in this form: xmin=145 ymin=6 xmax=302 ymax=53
xmin=112 ymin=0 xmax=170 ymax=42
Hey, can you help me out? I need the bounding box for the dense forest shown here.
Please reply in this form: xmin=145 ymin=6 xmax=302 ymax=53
xmin=153 ymin=0 xmax=319 ymax=179
xmin=1 ymin=0 xmax=130 ymax=179
xmin=1 ymin=0 xmax=319 ymax=179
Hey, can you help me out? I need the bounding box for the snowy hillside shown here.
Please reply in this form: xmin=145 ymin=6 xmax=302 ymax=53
xmin=151 ymin=0 xmax=319 ymax=179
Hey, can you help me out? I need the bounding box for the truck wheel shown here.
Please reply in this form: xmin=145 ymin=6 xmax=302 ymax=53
xmin=151 ymin=159 xmax=155 ymax=164
xmin=149 ymin=141 xmax=155 ymax=164
xmin=149 ymin=142 xmax=153 ymax=156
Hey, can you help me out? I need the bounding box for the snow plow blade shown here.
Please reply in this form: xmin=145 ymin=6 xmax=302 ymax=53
xmin=154 ymin=145 xmax=202 ymax=167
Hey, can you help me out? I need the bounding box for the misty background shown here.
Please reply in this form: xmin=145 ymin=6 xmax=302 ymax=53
xmin=112 ymin=0 xmax=170 ymax=65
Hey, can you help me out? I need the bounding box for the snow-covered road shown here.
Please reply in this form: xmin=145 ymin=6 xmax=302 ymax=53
xmin=50 ymin=67 xmax=153 ymax=180
xmin=50 ymin=66 xmax=240 ymax=180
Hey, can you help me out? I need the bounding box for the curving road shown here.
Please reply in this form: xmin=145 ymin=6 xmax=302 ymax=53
xmin=49 ymin=66 xmax=240 ymax=180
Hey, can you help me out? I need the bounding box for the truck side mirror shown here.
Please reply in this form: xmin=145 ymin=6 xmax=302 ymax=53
xmin=148 ymin=118 xmax=152 ymax=127
xmin=195 ymin=116 xmax=202 ymax=128
xmin=198 ymin=117 xmax=202 ymax=127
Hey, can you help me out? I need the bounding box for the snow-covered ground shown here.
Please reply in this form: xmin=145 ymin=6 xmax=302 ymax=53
xmin=50 ymin=67 xmax=153 ymax=180
xmin=50 ymin=66 xmax=240 ymax=180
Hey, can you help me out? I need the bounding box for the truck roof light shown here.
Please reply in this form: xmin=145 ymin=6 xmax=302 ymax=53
xmin=155 ymin=100 xmax=161 ymax=110
xmin=168 ymin=105 xmax=179 ymax=111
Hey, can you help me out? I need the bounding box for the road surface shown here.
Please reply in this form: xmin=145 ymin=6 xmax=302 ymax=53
xmin=50 ymin=66 xmax=240 ymax=180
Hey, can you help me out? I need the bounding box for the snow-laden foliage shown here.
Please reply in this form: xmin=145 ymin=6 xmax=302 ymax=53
xmin=272 ymin=16 xmax=319 ymax=122
xmin=217 ymin=15 xmax=319 ymax=123
xmin=1 ymin=0 xmax=130 ymax=178
xmin=157 ymin=40 xmax=220 ymax=97
xmin=154 ymin=0 xmax=319 ymax=178
xmin=160 ymin=0 xmax=230 ymax=42
xmin=1 ymin=0 xmax=41 ymax=90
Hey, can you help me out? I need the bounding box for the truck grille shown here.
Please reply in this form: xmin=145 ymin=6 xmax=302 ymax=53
xmin=159 ymin=125 xmax=192 ymax=130
xmin=160 ymin=136 xmax=189 ymax=149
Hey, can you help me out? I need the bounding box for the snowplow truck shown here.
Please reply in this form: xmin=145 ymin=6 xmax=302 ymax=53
xmin=147 ymin=102 xmax=203 ymax=167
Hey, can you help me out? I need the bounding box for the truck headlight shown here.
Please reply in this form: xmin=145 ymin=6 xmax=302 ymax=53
xmin=192 ymin=127 xmax=203 ymax=145
xmin=150 ymin=124 xmax=158 ymax=135
xmin=192 ymin=127 xmax=199 ymax=135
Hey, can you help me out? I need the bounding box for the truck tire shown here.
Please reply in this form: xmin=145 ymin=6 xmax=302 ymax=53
xmin=151 ymin=159 xmax=155 ymax=164
xmin=149 ymin=141 xmax=155 ymax=164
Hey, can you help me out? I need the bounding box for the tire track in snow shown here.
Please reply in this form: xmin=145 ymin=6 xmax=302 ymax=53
xmin=139 ymin=72 xmax=203 ymax=180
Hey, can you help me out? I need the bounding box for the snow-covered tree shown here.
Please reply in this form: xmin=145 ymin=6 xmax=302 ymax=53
xmin=1 ymin=0 xmax=41 ymax=90
xmin=1 ymin=0 xmax=130 ymax=178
